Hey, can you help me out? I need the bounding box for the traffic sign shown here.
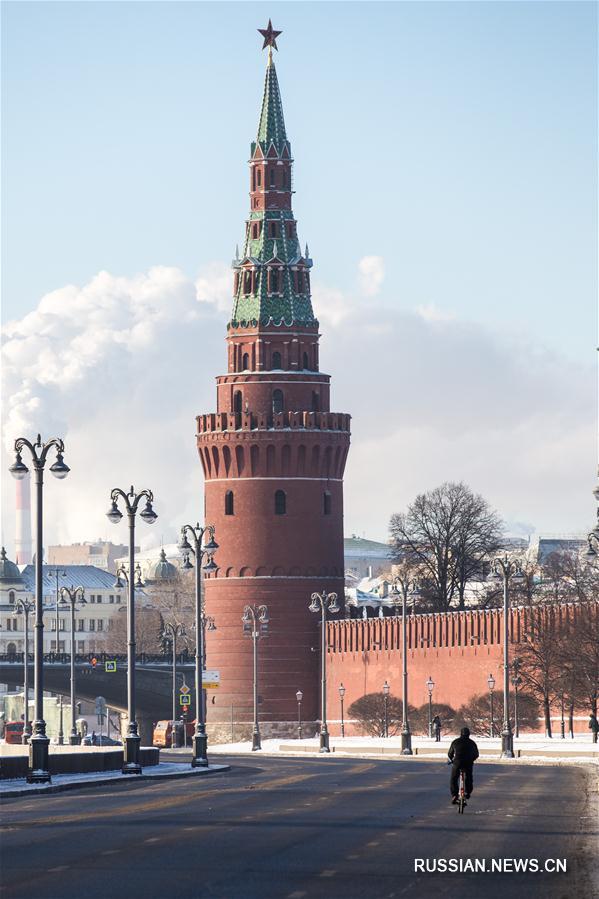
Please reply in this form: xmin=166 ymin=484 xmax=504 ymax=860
xmin=180 ymin=684 xmax=191 ymax=695
xmin=202 ymin=670 xmax=220 ymax=689
xmin=105 ymin=660 xmax=117 ymax=673
xmin=180 ymin=694 xmax=191 ymax=706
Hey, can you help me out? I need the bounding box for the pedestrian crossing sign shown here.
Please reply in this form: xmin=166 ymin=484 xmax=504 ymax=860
xmin=105 ymin=660 xmax=117 ymax=672
xmin=180 ymin=694 xmax=191 ymax=706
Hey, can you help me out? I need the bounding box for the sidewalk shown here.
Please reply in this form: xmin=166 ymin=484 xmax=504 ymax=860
xmin=0 ymin=761 xmax=230 ymax=799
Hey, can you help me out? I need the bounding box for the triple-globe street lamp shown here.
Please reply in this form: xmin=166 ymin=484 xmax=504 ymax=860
xmin=107 ymin=486 xmax=157 ymax=774
xmin=178 ymin=524 xmax=218 ymax=767
xmin=309 ymin=590 xmax=339 ymax=753
xmin=488 ymin=555 xmax=524 ymax=758
xmin=338 ymin=683 xmax=346 ymax=738
xmin=391 ymin=575 xmax=420 ymax=755
xmin=487 ymin=673 xmax=496 ymax=739
xmin=296 ymin=690 xmax=303 ymax=739
xmin=10 ymin=434 xmax=70 ymax=783
xmin=59 ymin=586 xmax=86 ymax=745
xmin=426 ymin=676 xmax=435 ymax=739
xmin=15 ymin=598 xmax=34 ymax=744
xmin=242 ymin=604 xmax=269 ymax=751
xmin=162 ymin=621 xmax=186 ymax=728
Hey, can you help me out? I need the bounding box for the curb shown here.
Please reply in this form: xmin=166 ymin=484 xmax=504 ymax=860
xmin=0 ymin=763 xmax=231 ymax=799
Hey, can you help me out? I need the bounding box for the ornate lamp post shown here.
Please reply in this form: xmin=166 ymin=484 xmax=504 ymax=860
xmin=59 ymin=585 xmax=86 ymax=745
xmin=15 ymin=598 xmax=34 ymax=744
xmin=584 ymin=481 xmax=599 ymax=559
xmin=50 ymin=568 xmax=66 ymax=654
xmin=487 ymin=673 xmax=496 ymax=738
xmin=338 ymin=683 xmax=346 ymax=738
xmin=178 ymin=524 xmax=218 ymax=767
xmin=296 ymin=690 xmax=303 ymax=739
xmin=242 ymin=604 xmax=269 ymax=750
xmin=309 ymin=590 xmax=339 ymax=753
xmin=426 ymin=676 xmax=435 ymax=739
xmin=382 ymin=680 xmax=390 ymax=738
xmin=162 ymin=621 xmax=186 ymax=728
xmin=488 ymin=555 xmax=523 ymax=758
xmin=10 ymin=434 xmax=70 ymax=783
xmin=107 ymin=486 xmax=157 ymax=773
xmin=391 ymin=575 xmax=420 ymax=755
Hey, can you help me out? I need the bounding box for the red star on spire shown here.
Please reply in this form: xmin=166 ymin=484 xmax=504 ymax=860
xmin=258 ymin=19 xmax=282 ymax=51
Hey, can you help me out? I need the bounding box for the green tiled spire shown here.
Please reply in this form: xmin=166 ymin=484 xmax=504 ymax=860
xmin=256 ymin=55 xmax=288 ymax=153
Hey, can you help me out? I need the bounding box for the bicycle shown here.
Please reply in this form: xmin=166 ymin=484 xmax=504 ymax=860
xmin=457 ymin=769 xmax=467 ymax=814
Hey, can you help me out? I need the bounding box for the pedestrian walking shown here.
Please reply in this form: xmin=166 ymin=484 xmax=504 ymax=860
xmin=589 ymin=712 xmax=599 ymax=744
xmin=432 ymin=715 xmax=442 ymax=742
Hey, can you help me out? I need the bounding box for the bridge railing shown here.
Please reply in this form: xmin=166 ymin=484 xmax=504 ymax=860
xmin=0 ymin=651 xmax=195 ymax=666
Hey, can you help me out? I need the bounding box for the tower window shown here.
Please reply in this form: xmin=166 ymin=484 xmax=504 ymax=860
xmin=274 ymin=490 xmax=286 ymax=515
xmin=9 ymin=591 xmax=15 ymax=604
xmin=269 ymin=168 xmax=276 ymax=187
xmin=242 ymin=353 xmax=250 ymax=371
xmin=234 ymin=272 xmax=239 ymax=294
xmin=252 ymin=223 xmax=259 ymax=239
xmin=272 ymin=351 xmax=282 ymax=369
xmin=225 ymin=491 xmax=234 ymax=516
xmin=234 ymin=391 xmax=243 ymax=414
xmin=312 ymin=391 xmax=320 ymax=412
xmin=269 ymin=221 xmax=278 ymax=238
xmin=244 ymin=271 xmax=252 ymax=294
xmin=287 ymin=222 xmax=295 ymax=238
xmin=302 ymin=352 xmax=309 ymax=370
xmin=252 ymin=167 xmax=256 ymax=191
xmin=323 ymin=491 xmax=332 ymax=515
xmin=297 ymin=271 xmax=304 ymax=292
xmin=272 ymin=389 xmax=284 ymax=414
xmin=257 ymin=169 xmax=262 ymax=186
xmin=270 ymin=269 xmax=279 ymax=293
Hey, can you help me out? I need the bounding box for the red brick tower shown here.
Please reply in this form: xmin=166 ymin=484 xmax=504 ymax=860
xmin=197 ymin=26 xmax=351 ymax=736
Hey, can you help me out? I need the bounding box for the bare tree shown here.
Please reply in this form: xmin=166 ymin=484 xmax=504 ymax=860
xmin=454 ymin=691 xmax=539 ymax=736
xmin=389 ymin=482 xmax=503 ymax=611
xmin=517 ymin=610 xmax=563 ymax=737
xmin=145 ymin=570 xmax=196 ymax=654
xmin=105 ymin=605 xmax=163 ymax=655
xmin=347 ymin=693 xmax=414 ymax=737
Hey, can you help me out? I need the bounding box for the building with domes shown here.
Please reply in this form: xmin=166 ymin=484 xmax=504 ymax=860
xmin=197 ymin=28 xmax=351 ymax=737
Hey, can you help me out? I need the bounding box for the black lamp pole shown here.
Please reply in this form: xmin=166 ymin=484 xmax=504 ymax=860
xmin=383 ymin=680 xmax=390 ymax=738
xmin=488 ymin=556 xmax=523 ymax=758
xmin=488 ymin=673 xmax=496 ymax=739
xmin=178 ymin=525 xmax=218 ymax=768
xmin=309 ymin=590 xmax=339 ymax=753
xmin=107 ymin=486 xmax=157 ymax=774
xmin=15 ymin=598 xmax=34 ymax=744
xmin=338 ymin=683 xmax=346 ymax=738
xmin=296 ymin=690 xmax=303 ymax=739
xmin=162 ymin=621 xmax=186 ymax=727
xmin=242 ymin=604 xmax=269 ymax=750
xmin=392 ymin=575 xmax=419 ymax=755
xmin=59 ymin=585 xmax=86 ymax=745
xmin=10 ymin=434 xmax=70 ymax=783
xmin=426 ymin=676 xmax=435 ymax=739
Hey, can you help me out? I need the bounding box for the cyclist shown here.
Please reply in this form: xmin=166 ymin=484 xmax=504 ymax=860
xmin=448 ymin=726 xmax=479 ymax=804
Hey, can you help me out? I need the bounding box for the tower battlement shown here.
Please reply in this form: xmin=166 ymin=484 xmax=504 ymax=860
xmin=196 ymin=410 xmax=351 ymax=434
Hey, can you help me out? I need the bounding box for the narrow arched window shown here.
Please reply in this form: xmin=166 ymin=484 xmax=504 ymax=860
xmin=274 ymin=490 xmax=286 ymax=515
xmin=271 ymin=269 xmax=279 ymax=293
xmin=252 ymin=223 xmax=259 ymax=239
xmin=234 ymin=391 xmax=242 ymax=414
xmin=272 ymin=389 xmax=284 ymax=414
xmin=9 ymin=591 xmax=15 ymax=604
xmin=257 ymin=169 xmax=262 ymax=186
xmin=242 ymin=353 xmax=250 ymax=371
xmin=225 ymin=491 xmax=234 ymax=516
xmin=311 ymin=391 xmax=320 ymax=412
xmin=269 ymin=168 xmax=276 ymax=187
xmin=272 ymin=351 xmax=282 ymax=369
xmin=302 ymin=352 xmax=309 ymax=370
xmin=323 ymin=491 xmax=332 ymax=515
xmin=297 ymin=271 xmax=303 ymax=292
xmin=244 ymin=271 xmax=252 ymax=294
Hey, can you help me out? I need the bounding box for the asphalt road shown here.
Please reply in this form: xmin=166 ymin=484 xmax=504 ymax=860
xmin=1 ymin=755 xmax=596 ymax=899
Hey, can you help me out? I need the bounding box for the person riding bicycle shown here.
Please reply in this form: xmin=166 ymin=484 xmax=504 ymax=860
xmin=448 ymin=727 xmax=479 ymax=804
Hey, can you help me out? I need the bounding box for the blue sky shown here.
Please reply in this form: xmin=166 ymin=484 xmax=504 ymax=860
xmin=1 ymin=2 xmax=597 ymax=549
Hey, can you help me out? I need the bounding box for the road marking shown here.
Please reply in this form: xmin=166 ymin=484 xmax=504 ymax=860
xmin=366 ymin=841 xmax=380 ymax=847
xmin=287 ymin=892 xmax=307 ymax=898
xmin=100 ymin=850 xmax=120 ymax=855
xmin=48 ymin=866 xmax=69 ymax=872
xmin=385 ymin=832 xmax=398 ymax=837
xmin=144 ymin=837 xmax=161 ymax=843
xmin=319 ymin=870 xmax=337 ymax=878
xmin=346 ymin=854 xmax=360 ymax=860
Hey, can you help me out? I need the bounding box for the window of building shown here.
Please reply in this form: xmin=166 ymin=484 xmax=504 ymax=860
xmin=225 ymin=491 xmax=234 ymax=516
xmin=272 ymin=389 xmax=284 ymax=415
xmin=269 ymin=167 xmax=276 ymax=187
xmin=59 ymin=620 xmax=65 ymax=631
xmin=7 ymin=642 xmax=16 ymax=654
xmin=269 ymin=221 xmax=278 ymax=239
xmin=77 ymin=620 xmax=84 ymax=632
xmin=89 ymin=595 xmax=95 ymax=604
xmin=323 ymin=491 xmax=332 ymax=515
xmin=252 ymin=223 xmax=259 ymax=239
xmin=89 ymin=620 xmax=95 ymax=631
xmin=272 ymin=351 xmax=282 ymax=369
xmin=77 ymin=641 xmax=85 ymax=653
xmin=8 ymin=591 xmax=15 ymax=604
xmin=242 ymin=353 xmax=250 ymax=371
xmin=274 ymin=490 xmax=287 ymax=515
xmin=257 ymin=169 xmax=262 ymax=186
xmin=297 ymin=271 xmax=303 ymax=292
xmin=234 ymin=391 xmax=243 ymax=415
xmin=109 ymin=595 xmax=114 ymax=604
xmin=312 ymin=391 xmax=320 ymax=412
xmin=97 ymin=620 xmax=104 ymax=631
xmin=116 ymin=595 xmax=121 ymax=604
xmin=252 ymin=167 xmax=256 ymax=191
xmin=270 ymin=269 xmax=279 ymax=293
xmin=51 ymin=619 xmax=57 ymax=631
xmin=244 ymin=270 xmax=252 ymax=294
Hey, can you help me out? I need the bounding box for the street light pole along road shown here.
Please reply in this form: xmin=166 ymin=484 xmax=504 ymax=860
xmin=162 ymin=621 xmax=186 ymax=728
xmin=426 ymin=676 xmax=435 ymax=739
xmin=107 ymin=486 xmax=158 ymax=774
xmin=59 ymin=586 xmax=86 ymax=745
xmin=309 ymin=590 xmax=339 ymax=753
xmin=392 ymin=575 xmax=420 ymax=755
xmin=15 ymin=597 xmax=34 ymax=744
xmin=178 ymin=524 xmax=218 ymax=768
xmin=242 ymin=604 xmax=269 ymax=751
xmin=488 ymin=555 xmax=524 ymax=758
xmin=10 ymin=433 xmax=70 ymax=783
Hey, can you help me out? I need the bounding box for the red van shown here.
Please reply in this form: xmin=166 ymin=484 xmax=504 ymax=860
xmin=4 ymin=721 xmax=25 ymax=744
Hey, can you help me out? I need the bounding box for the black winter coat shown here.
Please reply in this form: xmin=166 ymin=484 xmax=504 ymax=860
xmin=448 ymin=736 xmax=479 ymax=767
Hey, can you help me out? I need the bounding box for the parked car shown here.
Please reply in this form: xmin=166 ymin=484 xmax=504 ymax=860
xmin=82 ymin=734 xmax=122 ymax=746
xmin=153 ymin=719 xmax=195 ymax=748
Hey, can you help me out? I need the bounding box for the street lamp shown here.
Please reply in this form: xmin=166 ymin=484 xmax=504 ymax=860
xmin=338 ymin=683 xmax=346 ymax=738
xmin=162 ymin=621 xmax=186 ymax=731
xmin=107 ymin=485 xmax=157 ymax=774
xmin=391 ymin=575 xmax=420 ymax=755
xmin=242 ymin=604 xmax=269 ymax=750
xmin=296 ymin=690 xmax=303 ymax=739
xmin=488 ymin=555 xmax=524 ymax=758
xmin=584 ymin=481 xmax=599 ymax=559
xmin=15 ymin=598 xmax=34 ymax=744
xmin=10 ymin=433 xmax=69 ymax=783
xmin=309 ymin=590 xmax=339 ymax=753
xmin=59 ymin=585 xmax=86 ymax=745
xmin=487 ymin=673 xmax=496 ymax=739
xmin=49 ymin=568 xmax=67 ymax=655
xmin=178 ymin=524 xmax=218 ymax=767
xmin=426 ymin=676 xmax=435 ymax=739
xmin=382 ymin=680 xmax=390 ymax=738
